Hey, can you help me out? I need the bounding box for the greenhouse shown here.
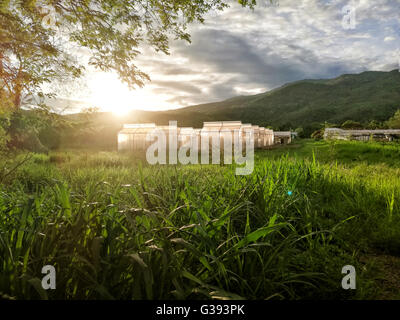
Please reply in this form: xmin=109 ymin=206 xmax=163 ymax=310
xmin=118 ymin=121 xmax=289 ymax=152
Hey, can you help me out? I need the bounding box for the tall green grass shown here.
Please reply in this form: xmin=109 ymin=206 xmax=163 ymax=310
xmin=1 ymin=144 xmax=399 ymax=299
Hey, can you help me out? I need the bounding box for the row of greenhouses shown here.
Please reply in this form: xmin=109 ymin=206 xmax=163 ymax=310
xmin=118 ymin=121 xmax=280 ymax=152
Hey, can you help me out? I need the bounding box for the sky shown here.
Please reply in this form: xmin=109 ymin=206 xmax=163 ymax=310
xmin=56 ymin=0 xmax=400 ymax=114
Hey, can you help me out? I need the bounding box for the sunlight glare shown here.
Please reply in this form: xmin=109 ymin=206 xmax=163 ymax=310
xmin=87 ymin=72 xmax=177 ymax=113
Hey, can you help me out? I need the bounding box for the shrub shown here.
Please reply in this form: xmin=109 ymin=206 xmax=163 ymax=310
xmin=341 ymin=120 xmax=364 ymax=129
xmin=295 ymin=127 xmax=305 ymax=138
xmin=311 ymin=129 xmax=324 ymax=140
xmin=39 ymin=126 xmax=61 ymax=150
xmin=386 ymin=109 xmax=400 ymax=129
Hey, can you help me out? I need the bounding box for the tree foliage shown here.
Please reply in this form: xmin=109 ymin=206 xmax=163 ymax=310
xmin=0 ymin=0 xmax=254 ymax=110
xmin=341 ymin=120 xmax=363 ymax=129
xmin=0 ymin=0 xmax=258 ymax=151
xmin=386 ymin=109 xmax=400 ymax=129
xmin=0 ymin=87 xmax=13 ymax=150
xmin=365 ymin=120 xmax=386 ymax=130
xmin=294 ymin=127 xmax=304 ymax=138
xmin=1 ymin=2 xmax=80 ymax=109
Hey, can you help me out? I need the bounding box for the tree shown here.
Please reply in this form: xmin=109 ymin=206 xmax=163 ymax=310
xmin=365 ymin=120 xmax=385 ymax=130
xmin=0 ymin=87 xmax=13 ymax=151
xmin=311 ymin=129 xmax=324 ymax=140
xmin=294 ymin=127 xmax=304 ymax=138
xmin=341 ymin=120 xmax=363 ymax=129
xmin=1 ymin=5 xmax=81 ymax=111
xmin=1 ymin=0 xmax=258 ymax=111
xmin=386 ymin=109 xmax=400 ymax=129
xmin=303 ymin=123 xmax=322 ymax=138
xmin=1 ymin=0 xmax=264 ymax=151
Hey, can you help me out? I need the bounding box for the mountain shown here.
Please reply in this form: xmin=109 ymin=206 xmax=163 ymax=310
xmin=176 ymin=69 xmax=400 ymax=130
xmin=60 ymin=70 xmax=400 ymax=148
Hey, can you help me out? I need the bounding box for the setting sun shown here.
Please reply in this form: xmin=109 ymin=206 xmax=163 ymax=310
xmin=112 ymin=105 xmax=131 ymax=116
xmin=87 ymin=72 xmax=177 ymax=114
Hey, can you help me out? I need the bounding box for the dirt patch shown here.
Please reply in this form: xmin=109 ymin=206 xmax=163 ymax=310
xmin=361 ymin=253 xmax=400 ymax=299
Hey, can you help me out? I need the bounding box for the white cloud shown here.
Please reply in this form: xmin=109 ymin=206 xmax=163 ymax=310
xmin=61 ymin=0 xmax=400 ymax=112
xmin=384 ymin=36 xmax=396 ymax=42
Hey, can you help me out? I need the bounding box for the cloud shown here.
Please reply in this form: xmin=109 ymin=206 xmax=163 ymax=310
xmin=67 ymin=0 xmax=400 ymax=111
xmin=151 ymin=80 xmax=203 ymax=95
xmin=384 ymin=36 xmax=396 ymax=42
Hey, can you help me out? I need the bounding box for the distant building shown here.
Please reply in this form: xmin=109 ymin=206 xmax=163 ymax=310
xmin=324 ymin=128 xmax=400 ymax=142
xmin=118 ymin=121 xmax=287 ymax=152
xmin=274 ymin=131 xmax=292 ymax=145
xmin=118 ymin=123 xmax=157 ymax=151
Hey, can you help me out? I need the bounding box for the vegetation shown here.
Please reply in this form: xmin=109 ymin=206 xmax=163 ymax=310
xmin=387 ymin=110 xmax=400 ymax=129
xmin=175 ymin=70 xmax=400 ymax=132
xmin=341 ymin=120 xmax=363 ymax=130
xmin=1 ymin=0 xmax=250 ymax=110
xmin=1 ymin=0 xmax=400 ymax=302
xmin=1 ymin=140 xmax=400 ymax=299
xmin=47 ymin=70 xmax=400 ymax=142
xmin=0 ymin=0 xmax=256 ymax=153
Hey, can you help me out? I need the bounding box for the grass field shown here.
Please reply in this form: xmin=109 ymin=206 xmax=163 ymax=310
xmin=1 ymin=139 xmax=400 ymax=300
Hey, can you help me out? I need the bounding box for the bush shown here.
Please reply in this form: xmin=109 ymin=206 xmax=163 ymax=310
xmin=311 ymin=129 xmax=324 ymax=140
xmin=9 ymin=131 xmax=48 ymax=153
xmin=49 ymin=154 xmax=67 ymax=164
xmin=0 ymin=100 xmax=11 ymax=152
xmin=7 ymin=111 xmax=49 ymax=153
xmin=39 ymin=126 xmax=61 ymax=150
xmin=295 ymin=127 xmax=305 ymax=138
xmin=386 ymin=109 xmax=400 ymax=129
xmin=341 ymin=120 xmax=364 ymax=129
xmin=0 ymin=126 xmax=9 ymax=153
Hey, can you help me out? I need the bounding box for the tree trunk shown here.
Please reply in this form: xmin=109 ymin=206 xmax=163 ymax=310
xmin=13 ymin=84 xmax=22 ymax=109
xmin=13 ymin=66 xmax=23 ymax=110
